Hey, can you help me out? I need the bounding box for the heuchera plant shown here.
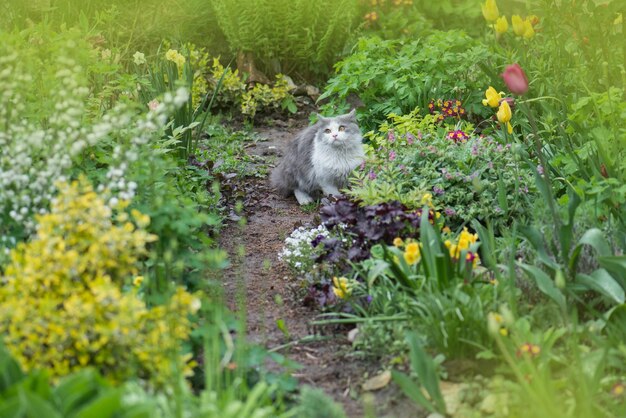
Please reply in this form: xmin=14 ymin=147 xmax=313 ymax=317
xmin=317 ymin=197 xmax=437 ymax=263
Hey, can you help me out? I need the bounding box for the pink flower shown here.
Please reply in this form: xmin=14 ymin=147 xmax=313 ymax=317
xmin=148 ymin=99 xmax=160 ymax=111
xmin=389 ymin=150 xmax=396 ymax=161
xmin=501 ymin=64 xmax=529 ymax=95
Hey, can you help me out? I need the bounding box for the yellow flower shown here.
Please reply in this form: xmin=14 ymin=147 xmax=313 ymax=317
xmin=403 ymin=242 xmax=421 ymax=265
xmin=131 ymin=209 xmax=151 ymax=228
xmin=522 ymin=19 xmax=535 ymax=39
xmin=511 ymin=15 xmax=525 ymax=36
xmin=494 ymin=16 xmax=508 ymax=36
xmin=165 ymin=49 xmax=186 ymax=68
xmin=420 ymin=192 xmax=433 ymax=207
xmin=393 ymin=237 xmax=404 ymax=247
xmin=481 ymin=0 xmax=499 ymax=22
xmin=133 ymin=276 xmax=144 ymax=286
xmin=496 ymin=100 xmax=513 ymax=134
xmin=482 ymin=86 xmax=504 ymax=107
xmin=488 ymin=312 xmax=508 ymax=337
xmin=332 ymin=276 xmax=351 ymax=299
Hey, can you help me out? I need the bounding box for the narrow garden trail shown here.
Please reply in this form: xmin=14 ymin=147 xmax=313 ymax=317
xmin=219 ymin=116 xmax=420 ymax=418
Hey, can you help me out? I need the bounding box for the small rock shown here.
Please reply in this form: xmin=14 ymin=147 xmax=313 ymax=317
xmin=347 ymin=327 xmax=359 ymax=342
xmin=305 ymin=85 xmax=320 ymax=100
xmin=281 ymin=74 xmax=297 ymax=91
xmin=362 ymin=370 xmax=391 ymax=391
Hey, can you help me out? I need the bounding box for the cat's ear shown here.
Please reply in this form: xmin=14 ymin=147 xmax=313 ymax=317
xmin=345 ymin=108 xmax=357 ymax=119
xmin=315 ymin=113 xmax=329 ymax=123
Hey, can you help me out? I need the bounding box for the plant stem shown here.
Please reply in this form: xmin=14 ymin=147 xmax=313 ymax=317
xmin=521 ymin=101 xmax=562 ymax=256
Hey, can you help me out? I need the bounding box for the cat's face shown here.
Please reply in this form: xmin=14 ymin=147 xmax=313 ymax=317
xmin=315 ymin=110 xmax=361 ymax=147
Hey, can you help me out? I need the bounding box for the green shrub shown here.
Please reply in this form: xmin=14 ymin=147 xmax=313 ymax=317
xmin=210 ymin=0 xmax=360 ymax=79
xmin=319 ymin=31 xmax=501 ymax=129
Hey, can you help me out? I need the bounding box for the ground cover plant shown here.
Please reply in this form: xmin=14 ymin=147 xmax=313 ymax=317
xmin=1 ymin=0 xmax=625 ymax=417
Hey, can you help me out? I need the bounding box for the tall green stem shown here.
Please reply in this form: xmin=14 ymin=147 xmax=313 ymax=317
xmin=521 ymin=101 xmax=562 ymax=259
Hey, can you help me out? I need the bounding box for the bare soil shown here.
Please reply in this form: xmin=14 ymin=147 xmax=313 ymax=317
xmin=218 ymin=114 xmax=421 ymax=418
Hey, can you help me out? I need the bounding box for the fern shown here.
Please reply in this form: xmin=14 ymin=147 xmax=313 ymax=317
xmin=209 ymin=0 xmax=359 ymax=79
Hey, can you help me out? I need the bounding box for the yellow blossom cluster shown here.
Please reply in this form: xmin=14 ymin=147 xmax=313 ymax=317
xmin=481 ymin=0 xmax=537 ymax=39
xmin=210 ymin=57 xmax=246 ymax=103
xmin=393 ymin=238 xmax=421 ymax=265
xmin=332 ymin=276 xmax=352 ymax=299
xmin=0 ymin=179 xmax=199 ymax=387
xmin=444 ymin=227 xmax=480 ymax=267
xmin=165 ymin=49 xmax=186 ymax=68
xmin=403 ymin=242 xmax=421 ymax=265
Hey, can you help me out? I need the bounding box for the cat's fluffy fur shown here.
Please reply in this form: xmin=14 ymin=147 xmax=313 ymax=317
xmin=271 ymin=110 xmax=365 ymax=205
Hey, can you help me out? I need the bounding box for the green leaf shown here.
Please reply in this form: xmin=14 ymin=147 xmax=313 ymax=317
xmin=519 ymin=264 xmax=566 ymax=311
xmin=0 ymin=346 xmax=25 ymax=393
xmin=405 ymin=332 xmax=446 ymax=413
xmin=575 ymin=270 xmax=625 ymax=305
xmin=598 ymin=256 xmax=626 ymax=288
xmin=53 ymin=370 xmax=102 ymax=416
xmin=519 ymin=226 xmax=559 ymax=270
xmin=73 ymin=390 xmax=122 ymax=418
xmin=366 ymin=259 xmax=391 ymax=287
xmin=577 ymin=228 xmax=611 ymax=257
xmin=20 ymin=390 xmax=62 ymax=418
xmin=390 ymin=370 xmax=436 ymax=414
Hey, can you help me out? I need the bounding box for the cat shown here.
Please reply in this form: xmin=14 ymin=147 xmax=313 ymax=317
xmin=271 ymin=109 xmax=365 ymax=205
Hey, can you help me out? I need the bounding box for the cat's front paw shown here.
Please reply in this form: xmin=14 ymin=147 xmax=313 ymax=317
xmin=294 ymin=189 xmax=314 ymax=205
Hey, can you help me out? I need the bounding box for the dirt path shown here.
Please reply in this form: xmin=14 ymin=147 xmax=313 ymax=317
xmin=218 ymin=116 xmax=420 ymax=418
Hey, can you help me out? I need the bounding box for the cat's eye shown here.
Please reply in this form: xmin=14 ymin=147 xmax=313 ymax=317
xmin=324 ymin=128 xmax=332 ymax=134
xmin=338 ymin=125 xmax=346 ymax=132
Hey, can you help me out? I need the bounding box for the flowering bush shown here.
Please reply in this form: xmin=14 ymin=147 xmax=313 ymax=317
xmin=0 ymin=179 xmax=199 ymax=387
xmin=0 ymin=25 xmax=189 ymax=254
xmin=348 ymin=111 xmax=535 ymax=232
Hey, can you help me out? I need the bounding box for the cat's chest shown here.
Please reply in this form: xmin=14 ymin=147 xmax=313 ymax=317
xmin=311 ymin=145 xmax=363 ymax=177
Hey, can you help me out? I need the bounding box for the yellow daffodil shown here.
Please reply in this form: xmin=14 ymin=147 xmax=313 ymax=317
xmin=165 ymin=49 xmax=186 ymax=68
xmin=497 ymin=100 xmax=513 ymax=133
xmin=511 ymin=15 xmax=525 ymax=36
xmin=481 ymin=0 xmax=499 ymax=22
xmin=494 ymin=16 xmax=508 ymax=37
xmin=332 ymin=276 xmax=351 ymax=299
xmin=482 ymin=86 xmax=504 ymax=107
xmin=393 ymin=237 xmax=404 ymax=247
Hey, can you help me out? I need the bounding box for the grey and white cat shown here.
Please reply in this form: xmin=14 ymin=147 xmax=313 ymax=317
xmin=271 ymin=110 xmax=365 ymax=205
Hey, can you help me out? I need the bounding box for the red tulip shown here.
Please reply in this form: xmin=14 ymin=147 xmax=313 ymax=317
xmin=501 ymin=63 xmax=529 ymax=95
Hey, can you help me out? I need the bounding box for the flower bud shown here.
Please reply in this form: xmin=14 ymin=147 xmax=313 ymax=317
xmin=501 ymin=63 xmax=529 ymax=95
xmin=555 ymin=269 xmax=566 ymax=289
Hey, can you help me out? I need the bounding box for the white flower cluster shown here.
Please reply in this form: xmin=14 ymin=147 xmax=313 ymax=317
xmin=278 ymin=224 xmax=329 ymax=273
xmin=0 ymin=52 xmax=90 ymax=233
xmin=0 ymin=36 xmax=189 ymax=245
xmin=95 ymin=86 xmax=189 ymax=205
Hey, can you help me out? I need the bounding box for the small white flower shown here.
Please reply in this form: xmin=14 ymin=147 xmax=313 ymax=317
xmin=133 ymin=51 xmax=146 ymax=66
